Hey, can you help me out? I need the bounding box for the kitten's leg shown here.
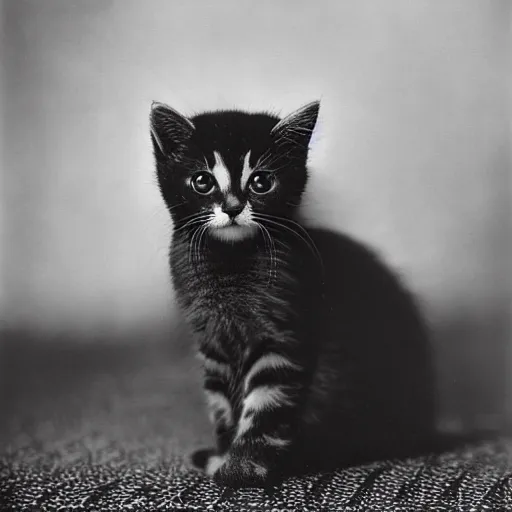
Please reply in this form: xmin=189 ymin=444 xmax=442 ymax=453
xmin=208 ymin=349 xmax=303 ymax=487
xmin=191 ymin=346 xmax=234 ymax=471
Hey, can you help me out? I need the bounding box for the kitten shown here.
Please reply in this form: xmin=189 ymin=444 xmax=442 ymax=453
xmin=150 ymin=101 xmax=436 ymax=488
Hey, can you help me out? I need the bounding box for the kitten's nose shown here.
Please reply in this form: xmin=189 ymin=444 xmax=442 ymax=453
xmin=222 ymin=202 xmax=244 ymax=219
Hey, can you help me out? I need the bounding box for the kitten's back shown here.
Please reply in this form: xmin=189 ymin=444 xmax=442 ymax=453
xmin=295 ymin=227 xmax=436 ymax=468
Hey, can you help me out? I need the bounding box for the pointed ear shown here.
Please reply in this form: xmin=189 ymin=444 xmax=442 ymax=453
xmin=149 ymin=102 xmax=195 ymax=158
xmin=270 ymin=100 xmax=320 ymax=149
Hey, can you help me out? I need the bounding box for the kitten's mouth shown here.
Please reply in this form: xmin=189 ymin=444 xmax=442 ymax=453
xmin=209 ymin=223 xmax=257 ymax=242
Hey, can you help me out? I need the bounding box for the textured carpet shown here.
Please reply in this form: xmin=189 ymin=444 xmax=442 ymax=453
xmin=1 ymin=337 xmax=511 ymax=511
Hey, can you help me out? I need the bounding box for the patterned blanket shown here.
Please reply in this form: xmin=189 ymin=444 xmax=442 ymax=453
xmin=1 ymin=339 xmax=510 ymax=511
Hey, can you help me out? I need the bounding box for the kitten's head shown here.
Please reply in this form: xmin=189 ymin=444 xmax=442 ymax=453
xmin=150 ymin=101 xmax=319 ymax=242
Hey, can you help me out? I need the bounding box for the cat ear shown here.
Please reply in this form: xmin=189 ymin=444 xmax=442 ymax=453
xmin=270 ymin=100 xmax=320 ymax=149
xmin=150 ymin=102 xmax=195 ymax=158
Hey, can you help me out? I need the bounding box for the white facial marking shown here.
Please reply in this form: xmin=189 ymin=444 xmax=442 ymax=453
xmin=204 ymin=390 xmax=233 ymax=426
xmin=236 ymin=203 xmax=255 ymax=226
xmin=212 ymin=151 xmax=231 ymax=193
xmin=208 ymin=203 xmax=257 ymax=242
xmin=241 ymin=150 xmax=253 ymax=190
xmin=224 ymin=193 xmax=239 ymax=208
xmin=244 ymin=354 xmax=299 ymax=393
xmin=209 ymin=205 xmax=230 ymax=228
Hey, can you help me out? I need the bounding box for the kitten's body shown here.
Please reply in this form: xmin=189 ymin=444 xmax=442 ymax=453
xmin=151 ymin=102 xmax=435 ymax=487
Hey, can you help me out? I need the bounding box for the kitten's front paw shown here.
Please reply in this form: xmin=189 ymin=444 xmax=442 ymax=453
xmin=190 ymin=447 xmax=216 ymax=471
xmin=207 ymin=453 xmax=271 ymax=488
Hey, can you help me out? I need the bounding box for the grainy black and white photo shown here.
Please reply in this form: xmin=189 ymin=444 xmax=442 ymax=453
xmin=1 ymin=0 xmax=511 ymax=509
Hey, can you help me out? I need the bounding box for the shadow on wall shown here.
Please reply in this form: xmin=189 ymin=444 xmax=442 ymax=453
xmin=433 ymin=306 xmax=510 ymax=434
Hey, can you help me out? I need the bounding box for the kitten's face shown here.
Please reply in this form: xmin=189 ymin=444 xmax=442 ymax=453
xmin=150 ymin=102 xmax=319 ymax=243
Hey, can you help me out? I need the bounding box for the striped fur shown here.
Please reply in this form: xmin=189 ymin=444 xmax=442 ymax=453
xmin=197 ymin=351 xmax=231 ymax=380
xmin=243 ymin=353 xmax=300 ymax=393
xmin=204 ymin=389 xmax=233 ymax=427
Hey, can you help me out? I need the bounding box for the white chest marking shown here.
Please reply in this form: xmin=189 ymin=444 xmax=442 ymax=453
xmin=241 ymin=150 xmax=253 ymax=190
xmin=212 ymin=151 xmax=231 ymax=193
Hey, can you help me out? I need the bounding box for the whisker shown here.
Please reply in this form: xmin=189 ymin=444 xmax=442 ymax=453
xmin=197 ymin=224 xmax=210 ymax=262
xmin=174 ymin=214 xmax=211 ymax=234
xmin=265 ymin=225 xmax=277 ymax=284
xmin=174 ymin=219 xmax=209 ymax=236
xmin=254 ymin=149 xmax=298 ymax=175
xmin=177 ymin=211 xmax=211 ymax=224
xmin=191 ymin=227 xmax=200 ymax=265
xmin=193 ymin=223 xmax=210 ymax=264
xmin=256 ymin=222 xmax=276 ymax=286
xmin=255 ymin=212 xmax=322 ymax=257
xmin=253 ymin=213 xmax=324 ymax=273
xmin=255 ymin=152 xmax=281 ymax=172
xmin=254 ymin=148 xmax=272 ymax=169
xmin=167 ymin=201 xmax=187 ymax=212
xmin=178 ymin=154 xmax=209 ymax=170
xmin=189 ymin=224 xmax=204 ymax=265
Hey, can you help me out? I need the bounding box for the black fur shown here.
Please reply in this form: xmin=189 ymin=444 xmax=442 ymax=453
xmin=151 ymin=101 xmax=436 ymax=488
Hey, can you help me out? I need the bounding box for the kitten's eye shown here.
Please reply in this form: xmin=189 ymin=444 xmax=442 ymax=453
xmin=248 ymin=172 xmax=275 ymax=195
xmin=191 ymin=172 xmax=215 ymax=195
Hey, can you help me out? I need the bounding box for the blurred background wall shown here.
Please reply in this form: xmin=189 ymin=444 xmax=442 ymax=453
xmin=1 ymin=0 xmax=510 ymax=430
